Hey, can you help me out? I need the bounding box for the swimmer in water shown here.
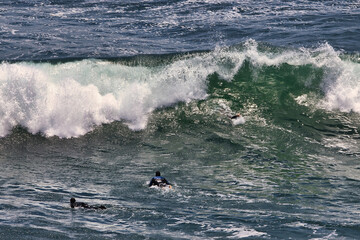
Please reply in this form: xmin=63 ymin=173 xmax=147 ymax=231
xmin=70 ymin=198 xmax=106 ymax=209
xmin=149 ymin=171 xmax=171 ymax=188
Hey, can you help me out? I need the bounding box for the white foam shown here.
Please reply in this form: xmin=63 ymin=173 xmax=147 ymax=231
xmin=0 ymin=44 xmax=249 ymax=137
xmin=245 ymin=40 xmax=360 ymax=115
xmin=0 ymin=40 xmax=358 ymax=137
xmin=309 ymin=230 xmax=338 ymax=240
xmin=320 ymin=60 xmax=360 ymax=113
xmin=232 ymin=116 xmax=246 ymax=125
xmin=210 ymin=225 xmax=267 ymax=239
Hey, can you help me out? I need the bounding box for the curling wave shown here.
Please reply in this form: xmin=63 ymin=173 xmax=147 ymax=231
xmin=0 ymin=40 xmax=359 ymax=138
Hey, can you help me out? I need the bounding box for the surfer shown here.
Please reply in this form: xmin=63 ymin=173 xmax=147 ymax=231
xmin=228 ymin=112 xmax=245 ymax=125
xmin=70 ymin=198 xmax=106 ymax=209
xmin=149 ymin=171 xmax=171 ymax=188
xmin=229 ymin=113 xmax=241 ymax=119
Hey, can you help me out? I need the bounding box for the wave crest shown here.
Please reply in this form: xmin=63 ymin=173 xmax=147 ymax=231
xmin=0 ymin=40 xmax=359 ymax=138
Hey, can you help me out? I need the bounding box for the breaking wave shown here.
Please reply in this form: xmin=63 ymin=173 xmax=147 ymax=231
xmin=0 ymin=40 xmax=359 ymax=138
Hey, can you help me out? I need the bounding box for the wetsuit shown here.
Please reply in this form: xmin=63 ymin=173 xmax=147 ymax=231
xmin=70 ymin=198 xmax=106 ymax=209
xmin=230 ymin=114 xmax=241 ymax=119
xmin=149 ymin=176 xmax=171 ymax=187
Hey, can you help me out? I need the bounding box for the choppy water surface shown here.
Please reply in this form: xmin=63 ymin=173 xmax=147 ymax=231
xmin=1 ymin=0 xmax=360 ymax=60
xmin=1 ymin=0 xmax=360 ymax=239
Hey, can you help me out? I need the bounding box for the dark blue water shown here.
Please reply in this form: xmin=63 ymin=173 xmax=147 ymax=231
xmin=1 ymin=0 xmax=360 ymax=61
xmin=1 ymin=1 xmax=360 ymax=239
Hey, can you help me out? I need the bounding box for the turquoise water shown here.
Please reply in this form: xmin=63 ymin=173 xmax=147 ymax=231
xmin=1 ymin=1 xmax=360 ymax=239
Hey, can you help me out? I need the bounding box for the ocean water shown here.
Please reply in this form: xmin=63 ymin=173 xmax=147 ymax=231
xmin=1 ymin=0 xmax=360 ymax=239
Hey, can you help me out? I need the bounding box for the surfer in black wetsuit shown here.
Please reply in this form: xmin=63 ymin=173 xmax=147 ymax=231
xmin=70 ymin=198 xmax=106 ymax=209
xmin=149 ymin=171 xmax=171 ymax=188
xmin=230 ymin=113 xmax=241 ymax=119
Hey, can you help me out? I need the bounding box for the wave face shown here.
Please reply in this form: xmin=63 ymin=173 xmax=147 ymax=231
xmin=0 ymin=40 xmax=359 ymax=138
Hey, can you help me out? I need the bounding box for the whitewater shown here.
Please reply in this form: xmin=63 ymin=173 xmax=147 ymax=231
xmin=1 ymin=41 xmax=359 ymax=138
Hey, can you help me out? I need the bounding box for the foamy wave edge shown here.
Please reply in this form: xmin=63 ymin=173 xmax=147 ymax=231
xmin=0 ymin=40 xmax=358 ymax=138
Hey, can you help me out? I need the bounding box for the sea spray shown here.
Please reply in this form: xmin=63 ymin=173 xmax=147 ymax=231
xmin=0 ymin=41 xmax=359 ymax=138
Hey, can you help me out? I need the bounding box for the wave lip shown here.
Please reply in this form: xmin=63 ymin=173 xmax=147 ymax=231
xmin=1 ymin=40 xmax=359 ymax=138
xmin=0 ymin=62 xmax=120 ymax=138
xmin=0 ymin=54 xmax=216 ymax=138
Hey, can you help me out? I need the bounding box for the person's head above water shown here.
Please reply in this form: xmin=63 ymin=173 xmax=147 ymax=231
xmin=156 ymin=171 xmax=161 ymax=176
xmin=230 ymin=113 xmax=241 ymax=119
xmin=70 ymin=198 xmax=76 ymax=208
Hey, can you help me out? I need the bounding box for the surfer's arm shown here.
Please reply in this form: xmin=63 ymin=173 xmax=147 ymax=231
xmin=163 ymin=178 xmax=171 ymax=185
xmin=149 ymin=178 xmax=155 ymax=187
